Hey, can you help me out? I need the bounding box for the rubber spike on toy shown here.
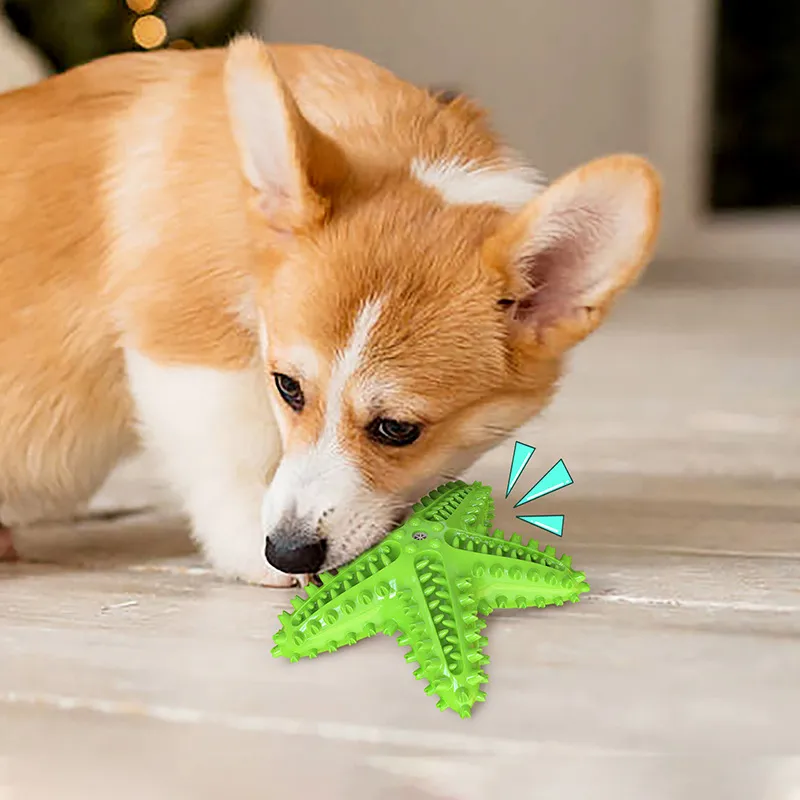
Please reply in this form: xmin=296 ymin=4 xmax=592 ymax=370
xmin=272 ymin=480 xmax=589 ymax=717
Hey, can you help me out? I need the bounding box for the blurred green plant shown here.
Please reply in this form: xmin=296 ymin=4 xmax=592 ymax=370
xmin=5 ymin=0 xmax=255 ymax=73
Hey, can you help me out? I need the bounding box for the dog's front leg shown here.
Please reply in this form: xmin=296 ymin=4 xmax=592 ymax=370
xmin=124 ymin=350 xmax=295 ymax=587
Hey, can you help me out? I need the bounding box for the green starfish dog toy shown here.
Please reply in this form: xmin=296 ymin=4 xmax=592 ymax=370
xmin=272 ymin=480 xmax=589 ymax=718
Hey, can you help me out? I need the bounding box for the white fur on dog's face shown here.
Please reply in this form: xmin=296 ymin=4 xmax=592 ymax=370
xmin=260 ymin=442 xmax=401 ymax=572
xmin=260 ymin=300 xmax=404 ymax=569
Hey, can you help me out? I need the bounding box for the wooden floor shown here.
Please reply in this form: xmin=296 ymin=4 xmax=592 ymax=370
xmin=2 ymin=273 xmax=799 ymax=800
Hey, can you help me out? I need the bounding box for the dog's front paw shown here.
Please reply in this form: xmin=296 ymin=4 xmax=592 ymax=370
xmin=209 ymin=552 xmax=297 ymax=588
xmin=193 ymin=522 xmax=297 ymax=588
xmin=238 ymin=563 xmax=298 ymax=589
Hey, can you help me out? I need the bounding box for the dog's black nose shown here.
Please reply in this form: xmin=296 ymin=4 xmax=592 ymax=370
xmin=265 ymin=535 xmax=327 ymax=574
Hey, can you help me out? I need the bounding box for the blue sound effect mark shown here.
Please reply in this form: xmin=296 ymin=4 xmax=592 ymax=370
xmin=513 ymin=459 xmax=573 ymax=508
xmin=505 ymin=442 xmax=535 ymax=497
xmin=502 ymin=444 xmax=574 ymax=537
xmin=516 ymin=514 xmax=564 ymax=537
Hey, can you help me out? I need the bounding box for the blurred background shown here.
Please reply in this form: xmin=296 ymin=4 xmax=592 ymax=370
xmin=0 ymin=2 xmax=798 ymax=797
xmin=2 ymin=0 xmax=800 ymax=268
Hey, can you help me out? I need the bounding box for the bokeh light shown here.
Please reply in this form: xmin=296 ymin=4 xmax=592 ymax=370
xmin=132 ymin=15 xmax=167 ymax=50
xmin=126 ymin=0 xmax=158 ymax=13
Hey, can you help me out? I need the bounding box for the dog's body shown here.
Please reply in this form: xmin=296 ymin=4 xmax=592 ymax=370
xmin=0 ymin=37 xmax=660 ymax=583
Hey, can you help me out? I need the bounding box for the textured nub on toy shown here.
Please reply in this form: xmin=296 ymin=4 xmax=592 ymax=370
xmin=272 ymin=480 xmax=589 ymax=718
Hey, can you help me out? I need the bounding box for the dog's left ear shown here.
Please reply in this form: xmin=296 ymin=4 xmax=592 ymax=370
xmin=224 ymin=36 xmax=339 ymax=233
xmin=484 ymin=155 xmax=661 ymax=355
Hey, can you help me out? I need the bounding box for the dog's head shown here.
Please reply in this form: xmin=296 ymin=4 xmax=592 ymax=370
xmin=224 ymin=38 xmax=661 ymax=575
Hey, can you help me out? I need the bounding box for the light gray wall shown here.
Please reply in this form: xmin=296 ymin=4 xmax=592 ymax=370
xmin=258 ymin=0 xmax=651 ymax=179
xmin=0 ymin=4 xmax=49 ymax=93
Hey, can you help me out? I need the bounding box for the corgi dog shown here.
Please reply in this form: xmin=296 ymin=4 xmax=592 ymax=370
xmin=0 ymin=35 xmax=660 ymax=585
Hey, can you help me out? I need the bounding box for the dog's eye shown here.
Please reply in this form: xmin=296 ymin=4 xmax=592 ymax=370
xmin=367 ymin=417 xmax=422 ymax=447
xmin=273 ymin=373 xmax=304 ymax=412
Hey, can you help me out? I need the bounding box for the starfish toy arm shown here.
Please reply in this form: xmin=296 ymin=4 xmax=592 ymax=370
xmin=422 ymin=483 xmax=589 ymax=613
xmin=271 ymin=541 xmax=402 ymax=660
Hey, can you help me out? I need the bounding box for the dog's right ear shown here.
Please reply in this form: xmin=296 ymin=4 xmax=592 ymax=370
xmin=483 ymin=155 xmax=661 ymax=358
xmin=225 ymin=36 xmax=331 ymax=233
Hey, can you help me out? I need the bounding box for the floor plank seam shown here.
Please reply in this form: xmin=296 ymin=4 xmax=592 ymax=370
xmin=0 ymin=691 xmax=655 ymax=756
xmin=594 ymin=594 xmax=800 ymax=614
